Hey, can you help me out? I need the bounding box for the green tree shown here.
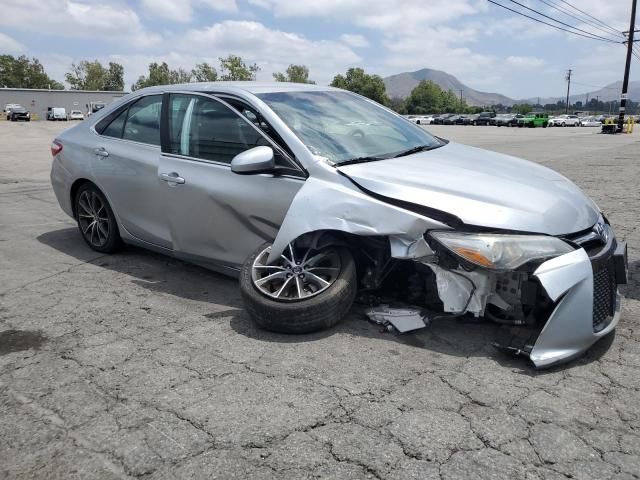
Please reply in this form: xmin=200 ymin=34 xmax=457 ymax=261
xmin=0 ymin=55 xmax=63 ymax=89
xmin=104 ymin=62 xmax=124 ymax=91
xmin=66 ymin=60 xmax=124 ymax=91
xmin=131 ymin=62 xmax=193 ymax=90
xmin=330 ymin=67 xmax=389 ymax=105
xmin=405 ymin=80 xmax=443 ymax=114
xmin=219 ymin=55 xmax=260 ymax=81
xmin=511 ymin=103 xmax=533 ymax=115
xmin=192 ymin=62 xmax=218 ymax=82
xmin=388 ymin=96 xmax=406 ymax=113
xmin=66 ymin=60 xmax=105 ymax=90
xmin=273 ymin=64 xmax=315 ymax=84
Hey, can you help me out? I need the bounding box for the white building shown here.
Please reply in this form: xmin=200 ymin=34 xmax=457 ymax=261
xmin=0 ymin=88 xmax=127 ymax=120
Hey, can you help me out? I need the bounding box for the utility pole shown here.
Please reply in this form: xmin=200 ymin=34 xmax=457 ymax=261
xmin=459 ymin=88 xmax=463 ymax=105
xmin=565 ymin=69 xmax=572 ymax=114
xmin=618 ymin=0 xmax=637 ymax=132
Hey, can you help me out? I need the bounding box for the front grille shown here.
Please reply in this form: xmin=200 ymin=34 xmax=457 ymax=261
xmin=592 ymin=262 xmax=616 ymax=332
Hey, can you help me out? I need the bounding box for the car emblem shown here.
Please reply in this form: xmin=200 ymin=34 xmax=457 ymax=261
xmin=593 ymin=221 xmax=609 ymax=244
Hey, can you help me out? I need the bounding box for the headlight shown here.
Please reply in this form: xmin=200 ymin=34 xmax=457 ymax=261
xmin=429 ymin=232 xmax=574 ymax=271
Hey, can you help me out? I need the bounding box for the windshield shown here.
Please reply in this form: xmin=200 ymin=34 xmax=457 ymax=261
xmin=256 ymin=91 xmax=441 ymax=164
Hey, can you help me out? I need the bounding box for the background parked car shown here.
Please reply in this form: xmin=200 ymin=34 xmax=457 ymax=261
xmin=580 ymin=116 xmax=602 ymax=127
xmin=494 ymin=113 xmax=523 ymax=127
xmin=8 ymin=106 xmax=30 ymax=122
xmin=432 ymin=113 xmax=454 ymax=125
xmin=472 ymin=111 xmax=496 ymax=126
xmin=47 ymin=107 xmax=68 ymax=121
xmin=518 ymin=112 xmax=549 ymax=128
xmin=407 ymin=115 xmax=433 ymax=125
xmin=69 ymin=110 xmax=85 ymax=121
xmin=548 ymin=114 xmax=581 ymax=127
xmin=4 ymin=104 xmax=22 ymax=119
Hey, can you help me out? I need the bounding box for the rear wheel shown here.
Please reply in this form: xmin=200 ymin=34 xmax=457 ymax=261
xmin=240 ymin=241 xmax=357 ymax=334
xmin=75 ymin=183 xmax=121 ymax=253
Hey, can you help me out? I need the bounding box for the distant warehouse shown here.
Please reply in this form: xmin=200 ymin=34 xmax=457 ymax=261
xmin=0 ymin=88 xmax=127 ymax=120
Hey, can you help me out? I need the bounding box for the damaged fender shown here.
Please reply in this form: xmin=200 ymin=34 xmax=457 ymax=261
xmin=267 ymin=175 xmax=448 ymax=263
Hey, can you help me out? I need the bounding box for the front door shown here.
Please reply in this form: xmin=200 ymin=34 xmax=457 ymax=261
xmin=158 ymin=93 xmax=304 ymax=269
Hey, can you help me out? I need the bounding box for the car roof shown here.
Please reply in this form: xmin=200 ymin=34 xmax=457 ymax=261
xmin=133 ymin=81 xmax=339 ymax=96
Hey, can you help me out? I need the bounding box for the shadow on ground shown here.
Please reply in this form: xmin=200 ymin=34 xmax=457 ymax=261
xmin=38 ymin=227 xmax=615 ymax=374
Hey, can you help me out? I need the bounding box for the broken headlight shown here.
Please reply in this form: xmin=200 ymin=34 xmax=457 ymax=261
xmin=429 ymin=232 xmax=574 ymax=271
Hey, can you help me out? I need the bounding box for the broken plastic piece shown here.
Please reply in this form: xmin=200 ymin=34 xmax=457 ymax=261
xmin=365 ymin=305 xmax=428 ymax=333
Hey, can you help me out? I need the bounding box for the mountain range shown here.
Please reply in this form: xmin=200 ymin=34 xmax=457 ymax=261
xmin=383 ymin=68 xmax=515 ymax=106
xmin=383 ymin=67 xmax=639 ymax=107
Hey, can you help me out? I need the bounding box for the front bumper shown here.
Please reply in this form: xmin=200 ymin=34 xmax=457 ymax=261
xmin=528 ymin=234 xmax=627 ymax=368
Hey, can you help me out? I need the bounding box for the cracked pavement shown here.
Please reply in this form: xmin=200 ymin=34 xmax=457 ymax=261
xmin=1 ymin=121 xmax=639 ymax=479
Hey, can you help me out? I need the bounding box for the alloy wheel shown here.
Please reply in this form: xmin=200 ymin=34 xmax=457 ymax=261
xmin=77 ymin=190 xmax=110 ymax=248
xmin=251 ymin=243 xmax=341 ymax=301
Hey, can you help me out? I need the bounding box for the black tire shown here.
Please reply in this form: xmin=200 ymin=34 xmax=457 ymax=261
xmin=240 ymin=243 xmax=357 ymax=334
xmin=473 ymin=121 xmax=478 ymax=126
xmin=74 ymin=183 xmax=121 ymax=253
xmin=542 ymin=122 xmax=548 ymax=128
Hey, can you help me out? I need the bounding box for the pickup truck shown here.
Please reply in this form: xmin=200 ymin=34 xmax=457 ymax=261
xmin=517 ymin=112 xmax=549 ymax=128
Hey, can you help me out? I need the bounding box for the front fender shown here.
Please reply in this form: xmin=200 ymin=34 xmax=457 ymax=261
xmin=267 ymin=175 xmax=449 ymax=263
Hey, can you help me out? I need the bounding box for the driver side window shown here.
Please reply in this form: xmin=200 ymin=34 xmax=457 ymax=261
xmin=167 ymin=94 xmax=265 ymax=164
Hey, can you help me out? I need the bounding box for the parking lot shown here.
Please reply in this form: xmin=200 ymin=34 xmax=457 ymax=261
xmin=1 ymin=120 xmax=639 ymax=479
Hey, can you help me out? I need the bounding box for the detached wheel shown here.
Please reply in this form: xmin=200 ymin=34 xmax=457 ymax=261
xmin=240 ymin=242 xmax=357 ymax=334
xmin=75 ymin=183 xmax=121 ymax=253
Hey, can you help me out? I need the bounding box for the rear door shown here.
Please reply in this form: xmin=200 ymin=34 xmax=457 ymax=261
xmin=158 ymin=92 xmax=304 ymax=270
xmin=91 ymin=94 xmax=171 ymax=248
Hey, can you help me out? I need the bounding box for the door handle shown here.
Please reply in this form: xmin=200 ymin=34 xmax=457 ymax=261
xmin=94 ymin=147 xmax=109 ymax=157
xmin=160 ymin=172 xmax=186 ymax=184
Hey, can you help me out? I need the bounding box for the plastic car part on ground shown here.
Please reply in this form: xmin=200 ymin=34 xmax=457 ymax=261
xmin=365 ymin=305 xmax=429 ymax=333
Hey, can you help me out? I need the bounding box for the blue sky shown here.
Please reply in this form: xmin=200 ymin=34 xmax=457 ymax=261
xmin=0 ymin=0 xmax=636 ymax=99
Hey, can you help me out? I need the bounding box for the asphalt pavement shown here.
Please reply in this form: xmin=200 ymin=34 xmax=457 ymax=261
xmin=1 ymin=120 xmax=639 ymax=479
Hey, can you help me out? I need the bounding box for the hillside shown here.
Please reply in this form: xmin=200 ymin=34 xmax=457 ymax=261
xmin=383 ymin=68 xmax=515 ymax=106
xmin=530 ymin=80 xmax=640 ymax=105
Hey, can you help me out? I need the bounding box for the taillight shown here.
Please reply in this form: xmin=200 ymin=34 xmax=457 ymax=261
xmin=51 ymin=140 xmax=63 ymax=157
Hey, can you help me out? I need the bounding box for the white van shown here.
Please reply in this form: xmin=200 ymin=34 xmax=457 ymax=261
xmin=47 ymin=107 xmax=68 ymax=121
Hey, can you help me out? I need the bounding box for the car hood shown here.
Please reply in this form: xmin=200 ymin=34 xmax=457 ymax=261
xmin=337 ymin=142 xmax=599 ymax=235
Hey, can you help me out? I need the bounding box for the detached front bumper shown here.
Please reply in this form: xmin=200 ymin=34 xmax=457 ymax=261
xmin=528 ymin=234 xmax=627 ymax=368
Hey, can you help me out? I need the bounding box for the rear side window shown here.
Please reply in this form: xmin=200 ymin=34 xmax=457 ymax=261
xmin=97 ymin=95 xmax=162 ymax=146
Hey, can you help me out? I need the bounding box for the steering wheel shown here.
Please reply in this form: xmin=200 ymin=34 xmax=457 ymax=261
xmin=349 ymin=129 xmax=365 ymax=138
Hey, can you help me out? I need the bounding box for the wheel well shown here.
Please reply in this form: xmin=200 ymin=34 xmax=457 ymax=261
xmin=294 ymin=230 xmax=390 ymax=284
xmin=70 ymin=178 xmax=94 ymax=218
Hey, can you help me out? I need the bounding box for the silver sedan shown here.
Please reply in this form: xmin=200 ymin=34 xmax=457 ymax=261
xmin=50 ymin=82 xmax=627 ymax=368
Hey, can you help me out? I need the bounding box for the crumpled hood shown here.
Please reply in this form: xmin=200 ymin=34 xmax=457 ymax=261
xmin=337 ymin=142 xmax=599 ymax=235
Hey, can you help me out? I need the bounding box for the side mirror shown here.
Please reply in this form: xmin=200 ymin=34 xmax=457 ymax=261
xmin=230 ymin=146 xmax=275 ymax=175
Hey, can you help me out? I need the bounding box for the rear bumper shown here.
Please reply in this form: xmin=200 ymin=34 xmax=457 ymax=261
xmin=528 ymin=234 xmax=626 ymax=368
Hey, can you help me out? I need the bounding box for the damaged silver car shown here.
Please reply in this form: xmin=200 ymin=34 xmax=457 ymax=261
xmin=50 ymin=82 xmax=628 ymax=368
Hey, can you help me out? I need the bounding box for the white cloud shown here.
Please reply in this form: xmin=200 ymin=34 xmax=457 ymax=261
xmin=340 ymin=34 xmax=369 ymax=48
xmin=140 ymin=0 xmax=237 ymax=23
xmin=0 ymin=32 xmax=25 ymax=53
xmin=506 ymin=56 xmax=545 ymax=68
xmin=0 ymin=0 xmax=161 ymax=48
xmin=181 ymin=20 xmax=361 ymax=84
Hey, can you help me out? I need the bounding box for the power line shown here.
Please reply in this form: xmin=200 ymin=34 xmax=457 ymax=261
xmin=486 ymin=0 xmax=622 ymax=43
xmin=555 ymin=0 xmax=624 ymax=37
xmin=507 ymin=0 xmax=622 ymax=43
xmin=536 ymin=0 xmax=625 ymax=39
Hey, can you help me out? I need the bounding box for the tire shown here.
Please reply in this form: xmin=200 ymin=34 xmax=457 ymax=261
xmin=543 ymin=122 xmax=548 ymax=128
xmin=240 ymin=242 xmax=357 ymax=334
xmin=473 ymin=121 xmax=478 ymax=126
xmin=416 ymin=120 xmax=421 ymax=125
xmin=74 ymin=183 xmax=121 ymax=253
